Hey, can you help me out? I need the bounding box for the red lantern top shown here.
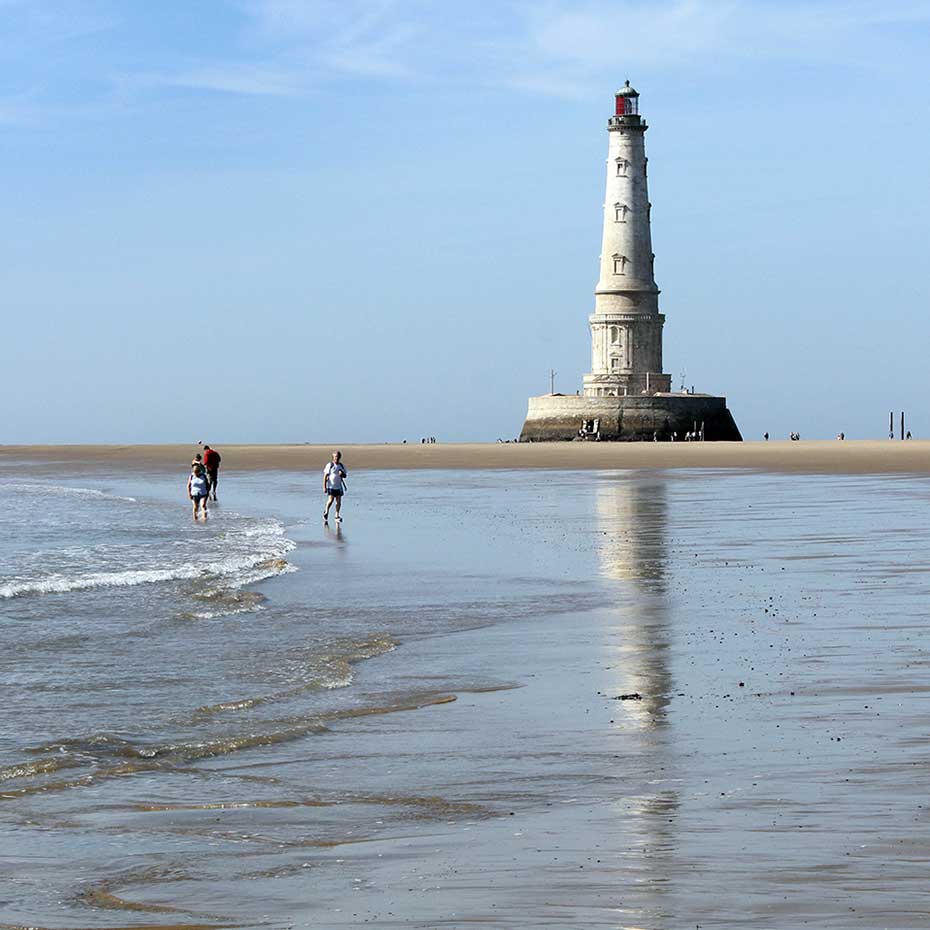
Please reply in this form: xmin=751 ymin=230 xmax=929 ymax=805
xmin=615 ymin=80 xmax=640 ymax=116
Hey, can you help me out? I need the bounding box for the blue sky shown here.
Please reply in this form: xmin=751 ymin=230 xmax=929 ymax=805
xmin=2 ymin=0 xmax=929 ymax=442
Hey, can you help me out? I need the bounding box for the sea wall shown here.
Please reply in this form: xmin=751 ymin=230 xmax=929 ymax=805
xmin=520 ymin=393 xmax=742 ymax=442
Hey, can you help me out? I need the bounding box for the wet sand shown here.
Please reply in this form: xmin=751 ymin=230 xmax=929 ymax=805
xmin=4 ymin=467 xmax=930 ymax=927
xmin=274 ymin=470 xmax=930 ymax=928
xmin=1 ymin=439 xmax=929 ymax=475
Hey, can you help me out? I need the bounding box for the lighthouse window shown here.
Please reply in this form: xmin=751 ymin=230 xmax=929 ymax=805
xmin=610 ymin=356 xmax=621 ymax=371
xmin=615 ymin=159 xmax=628 ymax=178
xmin=610 ymin=326 xmax=621 ymax=345
xmin=612 ymin=254 xmax=627 ymax=275
xmin=614 ymin=203 xmax=628 ymax=223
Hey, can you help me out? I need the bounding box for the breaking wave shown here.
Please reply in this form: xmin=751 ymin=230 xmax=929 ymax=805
xmin=1 ymin=482 xmax=137 ymax=503
xmin=0 ymin=520 xmax=295 ymax=600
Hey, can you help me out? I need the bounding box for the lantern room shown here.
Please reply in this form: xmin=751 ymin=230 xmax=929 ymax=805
xmin=615 ymin=80 xmax=639 ymax=116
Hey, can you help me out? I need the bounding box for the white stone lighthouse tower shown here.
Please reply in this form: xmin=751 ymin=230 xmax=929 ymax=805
xmin=519 ymin=82 xmax=740 ymax=442
xmin=583 ymin=81 xmax=671 ymax=398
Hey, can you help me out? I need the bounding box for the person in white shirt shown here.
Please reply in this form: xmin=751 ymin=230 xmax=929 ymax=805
xmin=187 ymin=465 xmax=209 ymax=520
xmin=323 ymin=450 xmax=347 ymax=523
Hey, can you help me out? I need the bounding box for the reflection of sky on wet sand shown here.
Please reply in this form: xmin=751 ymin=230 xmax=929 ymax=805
xmin=590 ymin=470 xmax=930 ymax=928
xmin=6 ymin=467 xmax=930 ymax=927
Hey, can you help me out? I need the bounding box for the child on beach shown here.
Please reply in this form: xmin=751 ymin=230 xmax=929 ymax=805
xmin=188 ymin=465 xmax=209 ymax=519
xmin=191 ymin=452 xmax=210 ymax=494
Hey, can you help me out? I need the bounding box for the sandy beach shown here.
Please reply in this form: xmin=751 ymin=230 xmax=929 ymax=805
xmin=5 ymin=466 xmax=930 ymax=927
xmin=1 ymin=439 xmax=929 ymax=475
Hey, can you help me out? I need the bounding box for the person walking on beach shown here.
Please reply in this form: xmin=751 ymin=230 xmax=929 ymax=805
xmin=323 ymin=450 xmax=347 ymax=524
xmin=202 ymin=445 xmax=221 ymax=501
xmin=188 ymin=465 xmax=209 ymax=520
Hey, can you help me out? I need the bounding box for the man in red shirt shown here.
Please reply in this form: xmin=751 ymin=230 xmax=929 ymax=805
xmin=202 ymin=445 xmax=221 ymax=501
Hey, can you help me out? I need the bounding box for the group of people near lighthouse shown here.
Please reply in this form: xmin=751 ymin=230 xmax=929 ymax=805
xmin=185 ymin=444 xmax=348 ymax=524
xmin=186 ymin=443 xmax=222 ymax=519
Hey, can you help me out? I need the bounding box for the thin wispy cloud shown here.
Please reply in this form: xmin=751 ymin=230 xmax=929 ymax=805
xmin=222 ymin=0 xmax=930 ymax=99
xmin=129 ymin=65 xmax=302 ymax=97
xmin=506 ymin=0 xmax=930 ymax=93
xmin=241 ymin=0 xmax=426 ymax=78
xmin=0 ymin=0 xmax=113 ymax=57
xmin=3 ymin=0 xmax=930 ymax=121
xmin=112 ymin=1 xmax=425 ymax=100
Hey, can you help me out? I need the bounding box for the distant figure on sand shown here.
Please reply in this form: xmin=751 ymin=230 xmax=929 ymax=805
xmin=202 ymin=445 xmax=221 ymax=501
xmin=188 ymin=465 xmax=209 ymax=520
xmin=323 ymin=450 xmax=347 ymax=524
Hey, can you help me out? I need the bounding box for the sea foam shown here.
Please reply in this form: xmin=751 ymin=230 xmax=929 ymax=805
xmin=1 ymin=482 xmax=137 ymax=503
xmin=0 ymin=519 xmax=295 ymax=599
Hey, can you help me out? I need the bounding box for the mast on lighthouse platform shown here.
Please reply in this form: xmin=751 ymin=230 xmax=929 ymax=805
xmin=582 ymin=81 xmax=672 ymax=398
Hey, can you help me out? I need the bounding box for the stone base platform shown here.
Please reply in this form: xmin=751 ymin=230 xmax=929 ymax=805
xmin=519 ymin=392 xmax=741 ymax=442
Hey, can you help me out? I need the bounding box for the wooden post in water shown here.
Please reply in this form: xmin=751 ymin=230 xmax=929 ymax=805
xmin=901 ymin=411 xmax=905 ymax=441
xmin=890 ymin=411 xmax=894 ymax=438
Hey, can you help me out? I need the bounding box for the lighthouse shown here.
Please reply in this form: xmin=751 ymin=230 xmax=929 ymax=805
xmin=519 ymin=83 xmax=741 ymax=441
xmin=584 ymin=81 xmax=671 ymax=398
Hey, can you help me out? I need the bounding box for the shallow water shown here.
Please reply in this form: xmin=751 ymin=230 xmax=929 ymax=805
xmin=2 ymin=467 xmax=930 ymax=928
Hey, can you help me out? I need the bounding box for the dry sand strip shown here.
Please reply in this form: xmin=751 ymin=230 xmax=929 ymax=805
xmin=1 ymin=440 xmax=929 ymax=475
